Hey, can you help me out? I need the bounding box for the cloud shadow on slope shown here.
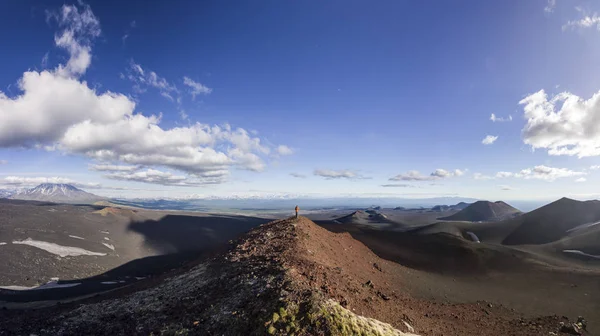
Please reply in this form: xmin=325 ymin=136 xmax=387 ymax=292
xmin=126 ymin=214 xmax=269 ymax=254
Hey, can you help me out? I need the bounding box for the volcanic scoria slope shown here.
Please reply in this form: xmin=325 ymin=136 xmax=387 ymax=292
xmin=0 ymin=217 xmax=574 ymax=335
xmin=439 ymin=201 xmax=521 ymax=222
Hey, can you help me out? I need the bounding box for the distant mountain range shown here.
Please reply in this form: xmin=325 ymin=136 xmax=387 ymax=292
xmin=10 ymin=183 xmax=105 ymax=204
xmin=439 ymin=201 xmax=521 ymax=222
xmin=0 ymin=189 xmax=15 ymax=198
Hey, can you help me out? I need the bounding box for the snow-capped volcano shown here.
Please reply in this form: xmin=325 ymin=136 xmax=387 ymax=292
xmin=10 ymin=183 xmax=105 ymax=204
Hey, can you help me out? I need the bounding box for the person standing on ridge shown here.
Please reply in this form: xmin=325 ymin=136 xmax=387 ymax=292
xmin=295 ymin=205 xmax=299 ymax=219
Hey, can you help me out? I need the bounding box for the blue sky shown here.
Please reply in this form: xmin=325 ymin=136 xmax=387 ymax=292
xmin=1 ymin=0 xmax=600 ymax=201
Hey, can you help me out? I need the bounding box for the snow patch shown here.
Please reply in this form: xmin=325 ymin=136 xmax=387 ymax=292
xmin=563 ymin=250 xmax=600 ymax=259
xmin=0 ymin=280 xmax=81 ymax=291
xmin=104 ymin=237 xmax=110 ymax=241
xmin=100 ymin=230 xmax=109 ymax=234
xmin=68 ymin=235 xmax=85 ymax=240
xmin=0 ymin=285 xmax=34 ymax=290
xmin=12 ymin=238 xmax=107 ymax=257
xmin=466 ymin=231 xmax=481 ymax=243
xmin=101 ymin=281 xmax=117 ymax=285
xmin=567 ymin=221 xmax=600 ymax=233
xmin=0 ymin=242 xmax=6 ymax=245
xmin=102 ymin=242 xmax=115 ymax=251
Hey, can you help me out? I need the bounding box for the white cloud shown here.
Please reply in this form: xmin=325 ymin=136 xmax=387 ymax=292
xmin=499 ymin=185 xmax=513 ymax=190
xmin=182 ymin=76 xmax=212 ymax=99
xmin=290 ymin=173 xmax=306 ymax=178
xmin=474 ymin=166 xmax=584 ymax=182
xmin=46 ymin=3 xmax=101 ymax=77
xmin=495 ymin=171 xmax=513 ymax=178
xmin=0 ymin=160 xmax=6 ymax=165
xmin=127 ymin=60 xmax=178 ymax=101
xmin=0 ymin=70 xmax=134 ymax=146
xmin=575 ymin=177 xmax=587 ymax=182
xmin=490 ymin=113 xmax=512 ymax=122
xmin=104 ymin=168 xmax=223 ymax=186
xmin=0 ymin=3 xmax=288 ymax=186
xmin=390 ymin=170 xmax=433 ymax=181
xmin=314 ymin=169 xmax=369 ymax=180
xmin=590 ymin=165 xmax=600 ymax=170
xmin=498 ymin=165 xmax=585 ymax=181
xmin=563 ymin=12 xmax=600 ymax=31
xmin=544 ymin=0 xmax=556 ymax=13
xmin=391 ymin=169 xmax=464 ymax=181
xmin=453 ymin=169 xmax=466 ymax=176
xmin=89 ymin=164 xmax=139 ymax=172
xmin=276 ymin=145 xmax=294 ymax=156
xmin=482 ymin=135 xmax=498 ymax=145
xmin=520 ymin=90 xmax=600 ymax=157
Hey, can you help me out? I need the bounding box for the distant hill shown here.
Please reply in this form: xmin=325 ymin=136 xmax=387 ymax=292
xmin=431 ymin=202 xmax=471 ymax=212
xmin=10 ymin=183 xmax=105 ymax=204
xmin=439 ymin=201 xmax=521 ymax=222
xmin=336 ymin=210 xmax=393 ymax=224
xmin=502 ymin=197 xmax=600 ymax=245
xmin=453 ymin=202 xmax=471 ymax=210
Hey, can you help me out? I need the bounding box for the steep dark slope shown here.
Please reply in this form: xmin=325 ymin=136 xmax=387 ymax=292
xmin=439 ymin=201 xmax=521 ymax=222
xmin=502 ymin=197 xmax=600 ymax=245
xmin=0 ymin=217 xmax=567 ymax=336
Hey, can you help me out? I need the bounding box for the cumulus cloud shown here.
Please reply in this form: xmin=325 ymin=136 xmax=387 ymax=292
xmin=276 ymin=145 xmax=294 ymax=156
xmin=0 ymin=3 xmax=289 ymax=186
xmin=290 ymin=173 xmax=306 ymax=178
xmin=499 ymin=185 xmax=513 ymax=190
xmin=182 ymin=76 xmax=212 ymax=99
xmin=490 ymin=113 xmax=512 ymax=122
xmin=482 ymin=135 xmax=498 ymax=145
xmin=520 ymin=90 xmax=600 ymax=157
xmin=591 ymin=165 xmax=600 ymax=170
xmin=89 ymin=164 xmax=139 ymax=172
xmin=575 ymin=177 xmax=587 ymax=182
xmin=104 ymin=168 xmax=223 ymax=186
xmin=390 ymin=169 xmax=464 ymax=181
xmin=313 ymin=169 xmax=369 ymax=180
